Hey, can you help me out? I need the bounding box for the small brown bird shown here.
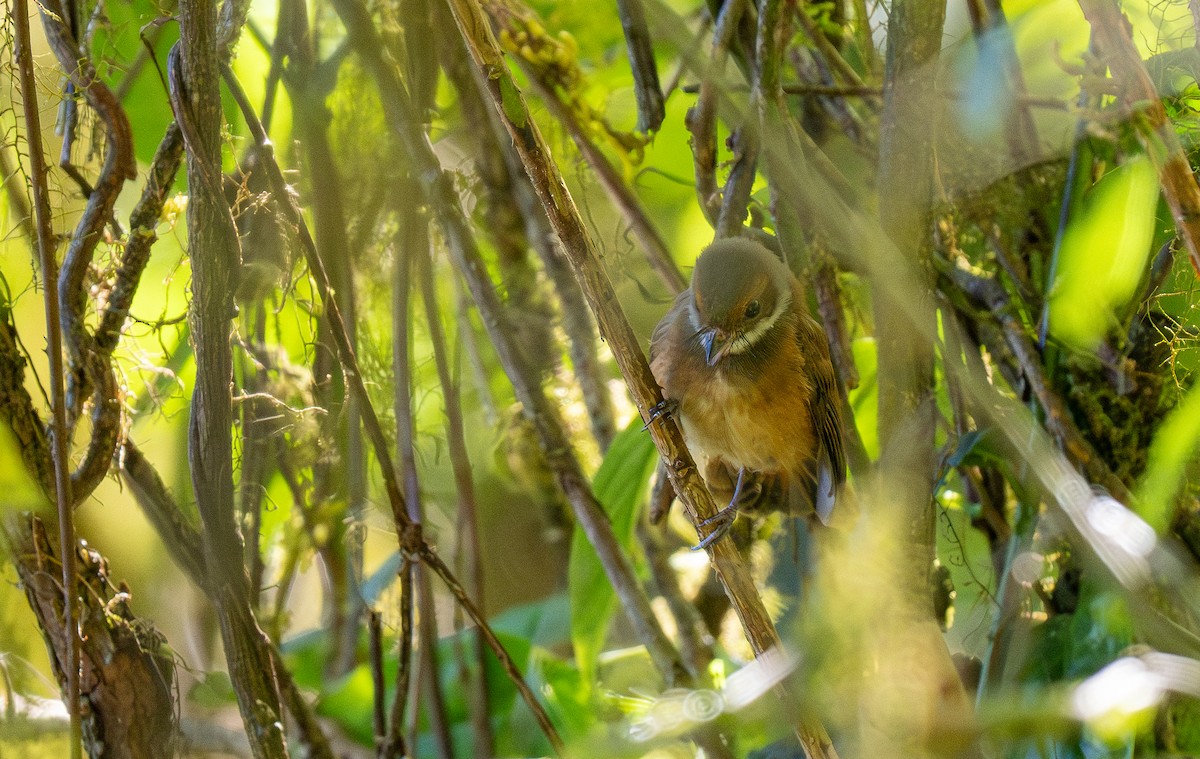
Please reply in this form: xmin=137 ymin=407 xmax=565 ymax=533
xmin=649 ymin=238 xmax=846 ymax=548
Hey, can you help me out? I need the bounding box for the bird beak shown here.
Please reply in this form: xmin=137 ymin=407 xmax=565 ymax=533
xmin=701 ymin=329 xmax=729 ymax=366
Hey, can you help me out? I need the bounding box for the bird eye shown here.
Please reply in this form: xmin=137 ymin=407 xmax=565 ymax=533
xmin=744 ymin=300 xmax=761 ymax=319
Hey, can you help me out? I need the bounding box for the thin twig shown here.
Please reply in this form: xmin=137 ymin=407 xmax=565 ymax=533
xmin=416 ymin=243 xmax=494 ymax=755
xmin=945 ymin=265 xmax=1132 ymax=502
xmin=13 ymin=1 xmax=80 ymax=752
xmin=445 ymin=0 xmax=798 ymax=697
xmin=615 ymin=0 xmax=666 ymax=132
xmin=368 ymin=610 xmax=387 ymax=755
xmin=510 ymin=53 xmax=686 ymax=293
xmin=391 ymin=193 xmax=455 ymax=759
xmin=794 ymin=0 xmax=874 ymax=94
xmin=220 ymin=58 xmax=565 ymax=755
xmin=686 ymin=0 xmax=749 ymax=226
xmin=452 ymin=274 xmax=498 ymax=424
xmin=1078 ymin=0 xmax=1200 ymax=276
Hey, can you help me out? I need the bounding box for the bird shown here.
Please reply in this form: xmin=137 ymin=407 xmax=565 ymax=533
xmin=649 ymin=237 xmax=846 ymax=549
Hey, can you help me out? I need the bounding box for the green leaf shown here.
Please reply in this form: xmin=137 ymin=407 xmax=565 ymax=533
xmin=489 ymin=592 xmax=571 ymax=647
xmin=1049 ymin=156 xmax=1159 ymax=348
xmin=848 ymin=337 xmax=879 ymax=461
xmin=316 ymin=666 xmax=376 ymax=745
xmin=498 ymin=73 xmax=528 ymax=129
xmin=280 ymin=628 xmax=340 ymax=691
xmin=568 ymin=421 xmax=658 ymax=687
xmin=1136 ymin=379 xmax=1200 ymax=531
xmin=187 ymin=671 xmax=237 ymax=708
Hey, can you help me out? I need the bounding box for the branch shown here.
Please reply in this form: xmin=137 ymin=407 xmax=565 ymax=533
xmin=391 ymin=190 xmax=455 ymax=759
xmin=685 ymin=0 xmax=749 ymax=226
xmin=12 ymin=1 xmax=81 ymax=748
xmin=444 ymin=0 xmax=795 ymax=693
xmin=489 ymin=6 xmax=684 ymax=293
xmin=2 ymin=515 xmax=177 ymax=759
xmin=219 ymin=57 xmax=565 ymax=755
xmin=366 ymin=0 xmax=692 ymax=691
xmin=35 ymin=0 xmax=131 ymax=505
xmin=943 ymin=266 xmax=1132 ymax=502
xmin=95 ymin=124 xmax=185 ymax=355
xmin=615 ymin=0 xmax=666 ymax=132
xmin=436 ymin=22 xmax=628 ymax=447
xmin=118 ymin=441 xmax=337 ymax=759
xmin=1078 ymin=0 xmax=1200 ymax=276
xmin=172 ymin=0 xmax=288 ymax=747
xmin=416 ymin=243 xmax=494 ymax=755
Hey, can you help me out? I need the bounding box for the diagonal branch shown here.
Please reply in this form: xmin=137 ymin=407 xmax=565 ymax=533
xmin=219 ymin=58 xmax=565 ymax=755
xmin=12 ymin=1 xmax=81 ymax=749
xmin=1078 ymin=0 xmax=1200 ymax=276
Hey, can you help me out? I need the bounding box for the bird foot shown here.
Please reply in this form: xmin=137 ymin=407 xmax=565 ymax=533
xmin=691 ymin=506 xmax=737 ymax=551
xmin=691 ymin=468 xmax=758 ymax=550
xmin=643 ymin=397 xmax=679 ymax=430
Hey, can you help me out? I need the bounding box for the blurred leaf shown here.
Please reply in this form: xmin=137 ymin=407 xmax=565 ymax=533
xmin=488 ymin=592 xmax=571 ymax=647
xmin=539 ymin=654 xmax=592 ymax=737
xmin=1050 ymin=156 xmax=1159 ymax=348
xmin=316 ymin=665 xmax=375 ymax=745
xmin=1136 ymin=379 xmax=1200 ymax=531
xmin=848 ymin=337 xmax=879 ymax=460
xmin=187 ymin=671 xmax=237 ymax=708
xmin=0 ymin=425 xmax=39 ymax=501
xmin=280 ymin=628 xmax=337 ymax=691
xmin=361 ymin=551 xmax=403 ymax=605
xmin=568 ymin=421 xmax=657 ymax=687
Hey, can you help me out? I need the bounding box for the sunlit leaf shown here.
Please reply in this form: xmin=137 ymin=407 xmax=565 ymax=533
xmin=1049 ymin=156 xmax=1159 ymax=348
xmin=316 ymin=665 xmax=376 ymax=745
xmin=848 ymin=337 xmax=879 ymax=460
xmin=568 ymin=421 xmax=658 ymax=687
xmin=1136 ymin=379 xmax=1200 ymax=531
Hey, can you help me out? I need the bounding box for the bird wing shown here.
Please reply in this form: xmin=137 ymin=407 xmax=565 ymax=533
xmin=649 ymin=290 xmax=690 ymax=364
xmin=799 ymin=317 xmax=846 ymax=524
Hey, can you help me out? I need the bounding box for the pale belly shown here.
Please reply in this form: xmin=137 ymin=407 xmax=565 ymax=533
xmin=676 ymin=374 xmax=813 ymax=475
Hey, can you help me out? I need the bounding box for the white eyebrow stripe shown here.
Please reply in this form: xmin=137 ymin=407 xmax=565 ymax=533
xmin=726 ymin=286 xmax=791 ymax=355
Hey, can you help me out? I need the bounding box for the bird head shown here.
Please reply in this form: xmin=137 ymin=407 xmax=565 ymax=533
xmin=689 ymin=238 xmax=794 ymax=366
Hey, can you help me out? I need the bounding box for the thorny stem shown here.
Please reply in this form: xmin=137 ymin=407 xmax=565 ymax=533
xmin=13 ymin=0 xmax=80 ymax=752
